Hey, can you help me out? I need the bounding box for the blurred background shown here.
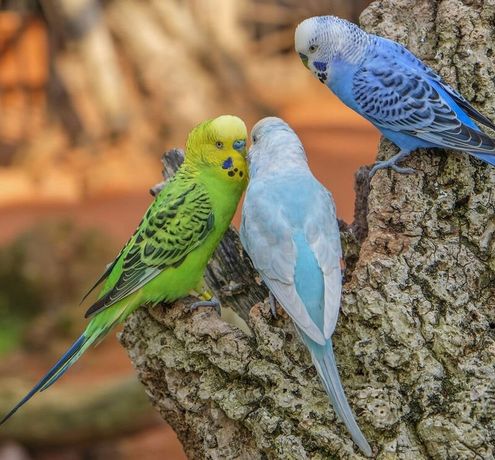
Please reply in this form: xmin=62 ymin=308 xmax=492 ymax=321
xmin=0 ymin=0 xmax=378 ymax=459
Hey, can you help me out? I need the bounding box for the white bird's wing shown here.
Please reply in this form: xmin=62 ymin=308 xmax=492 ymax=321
xmin=304 ymin=186 xmax=343 ymax=339
xmin=240 ymin=188 xmax=326 ymax=345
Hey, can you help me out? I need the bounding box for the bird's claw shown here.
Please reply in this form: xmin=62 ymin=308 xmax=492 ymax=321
xmin=268 ymin=292 xmax=278 ymax=319
xmin=391 ymin=164 xmax=415 ymax=175
xmin=369 ymin=160 xmax=416 ymax=177
xmin=189 ymin=297 xmax=221 ymax=315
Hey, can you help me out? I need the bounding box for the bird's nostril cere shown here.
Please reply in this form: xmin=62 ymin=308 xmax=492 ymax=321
xmin=233 ymin=139 xmax=246 ymax=151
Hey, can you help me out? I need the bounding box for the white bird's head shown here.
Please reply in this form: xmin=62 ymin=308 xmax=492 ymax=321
xmin=247 ymin=117 xmax=307 ymax=179
xmin=295 ymin=16 xmax=369 ymax=84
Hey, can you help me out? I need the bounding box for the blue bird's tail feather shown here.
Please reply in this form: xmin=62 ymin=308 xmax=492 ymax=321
xmin=0 ymin=334 xmax=88 ymax=425
xmin=470 ymin=152 xmax=495 ymax=167
xmin=302 ymin=335 xmax=372 ymax=457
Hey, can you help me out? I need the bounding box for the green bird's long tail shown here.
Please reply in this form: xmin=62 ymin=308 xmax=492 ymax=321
xmin=0 ymin=325 xmax=107 ymax=425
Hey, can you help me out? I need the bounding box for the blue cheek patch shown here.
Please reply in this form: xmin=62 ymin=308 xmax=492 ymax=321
xmin=314 ymin=61 xmax=327 ymax=72
xmin=222 ymin=157 xmax=233 ymax=169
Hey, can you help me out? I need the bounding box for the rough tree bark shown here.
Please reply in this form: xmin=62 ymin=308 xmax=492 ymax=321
xmin=120 ymin=1 xmax=495 ymax=458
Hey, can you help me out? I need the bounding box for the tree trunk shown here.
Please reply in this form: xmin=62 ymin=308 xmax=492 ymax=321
xmin=120 ymin=1 xmax=495 ymax=458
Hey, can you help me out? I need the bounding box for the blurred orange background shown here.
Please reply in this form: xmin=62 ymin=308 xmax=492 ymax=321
xmin=0 ymin=1 xmax=377 ymax=459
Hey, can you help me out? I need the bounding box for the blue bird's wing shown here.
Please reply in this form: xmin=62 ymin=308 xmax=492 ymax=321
xmin=352 ymin=52 xmax=495 ymax=154
xmin=240 ymin=188 xmax=326 ymax=346
xmin=444 ymin=90 xmax=495 ymax=131
xmin=379 ymin=37 xmax=495 ymax=132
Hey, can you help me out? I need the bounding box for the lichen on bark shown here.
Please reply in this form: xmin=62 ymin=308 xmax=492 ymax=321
xmin=121 ymin=1 xmax=495 ymax=458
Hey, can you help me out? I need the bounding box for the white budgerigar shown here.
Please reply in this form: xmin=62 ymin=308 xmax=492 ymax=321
xmin=240 ymin=117 xmax=371 ymax=456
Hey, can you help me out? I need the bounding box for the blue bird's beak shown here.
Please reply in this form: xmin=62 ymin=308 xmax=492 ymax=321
xmin=298 ymin=53 xmax=309 ymax=69
xmin=233 ymin=139 xmax=246 ymax=153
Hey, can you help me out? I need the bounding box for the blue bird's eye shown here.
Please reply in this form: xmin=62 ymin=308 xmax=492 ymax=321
xmin=309 ymin=44 xmax=318 ymax=53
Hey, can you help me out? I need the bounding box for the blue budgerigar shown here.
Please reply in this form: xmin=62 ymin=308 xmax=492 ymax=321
xmin=240 ymin=117 xmax=372 ymax=456
xmin=295 ymin=16 xmax=495 ymax=176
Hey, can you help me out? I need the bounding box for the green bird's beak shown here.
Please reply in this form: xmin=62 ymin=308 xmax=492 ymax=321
xmin=298 ymin=53 xmax=309 ymax=69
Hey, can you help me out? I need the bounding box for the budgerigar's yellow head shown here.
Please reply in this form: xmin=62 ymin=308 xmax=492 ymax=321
xmin=185 ymin=115 xmax=248 ymax=185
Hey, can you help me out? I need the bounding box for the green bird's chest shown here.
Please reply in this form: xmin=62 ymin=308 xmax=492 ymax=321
xmin=202 ymin=174 xmax=245 ymax=251
xmin=202 ymin=168 xmax=245 ymax=227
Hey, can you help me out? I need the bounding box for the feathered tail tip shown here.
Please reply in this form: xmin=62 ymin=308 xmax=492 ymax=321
xmin=307 ymin=337 xmax=372 ymax=457
xmin=0 ymin=334 xmax=87 ymax=425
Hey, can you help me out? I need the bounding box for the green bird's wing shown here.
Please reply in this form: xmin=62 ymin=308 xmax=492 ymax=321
xmin=84 ymin=178 xmax=214 ymax=318
xmin=79 ymin=254 xmax=122 ymax=304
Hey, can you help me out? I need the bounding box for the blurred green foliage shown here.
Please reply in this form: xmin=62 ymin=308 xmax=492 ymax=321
xmin=0 ymin=220 xmax=117 ymax=354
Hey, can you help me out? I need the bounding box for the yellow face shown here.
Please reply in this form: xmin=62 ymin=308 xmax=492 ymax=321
xmin=185 ymin=115 xmax=248 ymax=185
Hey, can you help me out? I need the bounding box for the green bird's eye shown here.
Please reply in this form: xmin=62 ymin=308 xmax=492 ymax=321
xmin=215 ymin=141 xmax=224 ymax=149
xmin=309 ymin=44 xmax=318 ymax=53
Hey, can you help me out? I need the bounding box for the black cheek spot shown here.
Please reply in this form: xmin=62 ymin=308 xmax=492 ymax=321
xmin=234 ymin=168 xmax=238 ymax=172
xmin=228 ymin=171 xmax=235 ymax=177
xmin=239 ymin=171 xmax=243 ymax=177
xmin=317 ymin=72 xmax=328 ymax=84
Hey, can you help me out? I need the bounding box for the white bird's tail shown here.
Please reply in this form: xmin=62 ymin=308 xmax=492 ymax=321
xmin=303 ymin=334 xmax=372 ymax=456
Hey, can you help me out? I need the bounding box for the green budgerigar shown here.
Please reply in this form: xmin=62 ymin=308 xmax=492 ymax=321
xmin=1 ymin=115 xmax=248 ymax=424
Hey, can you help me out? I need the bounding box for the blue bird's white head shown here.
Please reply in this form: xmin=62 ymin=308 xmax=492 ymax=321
xmin=247 ymin=117 xmax=308 ymax=179
xmin=295 ymin=16 xmax=370 ymax=84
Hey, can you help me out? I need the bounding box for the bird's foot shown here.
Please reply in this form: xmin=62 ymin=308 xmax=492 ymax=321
xmin=369 ymin=160 xmax=415 ymax=177
xmin=268 ymin=292 xmax=278 ymax=319
xmin=189 ymin=296 xmax=221 ymax=315
xmin=369 ymin=149 xmax=415 ymax=177
xmin=189 ymin=286 xmax=221 ymax=315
